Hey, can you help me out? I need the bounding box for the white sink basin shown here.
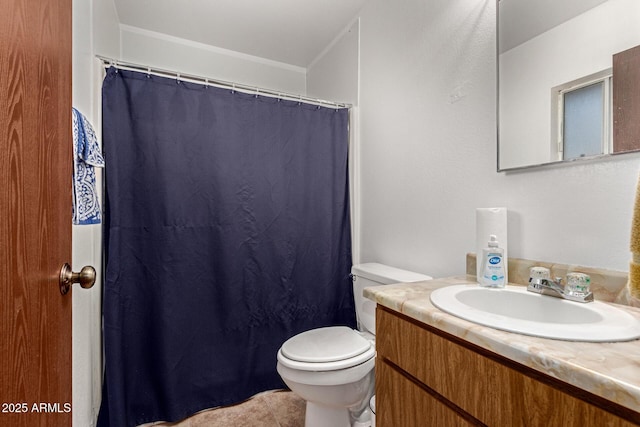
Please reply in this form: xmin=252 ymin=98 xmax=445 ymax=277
xmin=430 ymin=285 xmax=640 ymax=342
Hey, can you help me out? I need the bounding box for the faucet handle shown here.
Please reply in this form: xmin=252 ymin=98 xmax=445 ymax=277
xmin=566 ymin=273 xmax=591 ymax=297
xmin=528 ymin=267 xmax=549 ymax=291
xmin=529 ymin=266 xmax=550 ymax=281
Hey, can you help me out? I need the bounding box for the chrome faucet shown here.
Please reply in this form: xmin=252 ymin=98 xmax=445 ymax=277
xmin=527 ymin=276 xmax=594 ymax=303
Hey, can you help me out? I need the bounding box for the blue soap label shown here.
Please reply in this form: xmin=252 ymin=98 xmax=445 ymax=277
xmin=481 ymin=251 xmax=505 ymax=287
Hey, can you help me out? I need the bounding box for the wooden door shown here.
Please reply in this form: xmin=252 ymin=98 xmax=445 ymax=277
xmin=0 ymin=0 xmax=73 ymax=426
xmin=613 ymin=44 xmax=640 ymax=153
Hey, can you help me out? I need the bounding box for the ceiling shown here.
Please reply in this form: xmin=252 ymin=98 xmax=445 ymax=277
xmin=499 ymin=0 xmax=608 ymax=53
xmin=112 ymin=0 xmax=368 ymax=68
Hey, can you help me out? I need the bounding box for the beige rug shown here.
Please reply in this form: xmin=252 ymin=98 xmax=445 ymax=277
xmin=146 ymin=390 xmax=305 ymax=427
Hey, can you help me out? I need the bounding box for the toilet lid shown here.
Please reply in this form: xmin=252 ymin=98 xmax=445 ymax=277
xmin=281 ymin=326 xmax=372 ymax=363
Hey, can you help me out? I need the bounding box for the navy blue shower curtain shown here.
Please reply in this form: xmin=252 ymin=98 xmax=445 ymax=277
xmin=98 ymin=67 xmax=355 ymax=427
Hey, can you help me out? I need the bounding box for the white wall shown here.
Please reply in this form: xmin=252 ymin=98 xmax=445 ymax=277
xmin=306 ymin=18 xmax=361 ymax=262
xmin=356 ymin=0 xmax=640 ymax=278
xmin=307 ymin=19 xmax=360 ymax=106
xmin=119 ymin=25 xmax=307 ymax=94
xmin=72 ymin=0 xmax=120 ymax=426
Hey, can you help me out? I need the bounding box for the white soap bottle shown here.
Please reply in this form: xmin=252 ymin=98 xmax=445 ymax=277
xmin=479 ymin=235 xmax=505 ymax=288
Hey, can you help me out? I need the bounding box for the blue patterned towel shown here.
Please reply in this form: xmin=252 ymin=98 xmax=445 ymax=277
xmin=72 ymin=108 xmax=105 ymax=225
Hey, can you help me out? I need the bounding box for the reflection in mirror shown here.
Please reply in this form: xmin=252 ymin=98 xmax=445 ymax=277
xmin=614 ymin=44 xmax=640 ymax=153
xmin=552 ymin=70 xmax=611 ymax=162
xmin=498 ymin=0 xmax=640 ymax=171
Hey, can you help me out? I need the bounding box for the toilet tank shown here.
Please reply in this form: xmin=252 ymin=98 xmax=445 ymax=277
xmin=351 ymin=263 xmax=432 ymax=335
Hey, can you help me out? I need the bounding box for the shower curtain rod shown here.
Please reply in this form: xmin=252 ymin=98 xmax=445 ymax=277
xmin=96 ymin=55 xmax=351 ymax=109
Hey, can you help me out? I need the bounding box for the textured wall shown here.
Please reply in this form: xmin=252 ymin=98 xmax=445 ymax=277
xmin=72 ymin=0 xmax=120 ymax=425
xmin=120 ymin=26 xmax=307 ymax=95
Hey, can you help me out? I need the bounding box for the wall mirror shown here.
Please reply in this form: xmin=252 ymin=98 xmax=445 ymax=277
xmin=498 ymin=0 xmax=640 ymax=171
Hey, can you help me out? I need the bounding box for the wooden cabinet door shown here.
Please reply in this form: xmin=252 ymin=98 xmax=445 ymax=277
xmin=0 ymin=0 xmax=73 ymax=425
xmin=376 ymin=307 xmax=640 ymax=427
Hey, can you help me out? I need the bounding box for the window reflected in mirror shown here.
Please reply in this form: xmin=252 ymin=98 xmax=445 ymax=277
xmin=552 ymin=72 xmax=611 ymax=162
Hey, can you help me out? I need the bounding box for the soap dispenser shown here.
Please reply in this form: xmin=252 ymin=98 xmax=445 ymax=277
xmin=479 ymin=235 xmax=506 ymax=288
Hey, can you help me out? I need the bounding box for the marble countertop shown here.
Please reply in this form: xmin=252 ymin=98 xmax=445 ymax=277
xmin=364 ymin=275 xmax=640 ymax=414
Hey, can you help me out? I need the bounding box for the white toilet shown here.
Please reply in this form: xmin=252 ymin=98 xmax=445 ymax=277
xmin=276 ymin=263 xmax=432 ymax=427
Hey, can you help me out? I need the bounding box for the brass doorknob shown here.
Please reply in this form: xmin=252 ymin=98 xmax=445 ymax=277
xmin=59 ymin=263 xmax=96 ymax=295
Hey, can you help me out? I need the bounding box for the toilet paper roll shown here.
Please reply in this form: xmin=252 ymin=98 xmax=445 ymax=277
xmin=476 ymin=207 xmax=508 ymax=283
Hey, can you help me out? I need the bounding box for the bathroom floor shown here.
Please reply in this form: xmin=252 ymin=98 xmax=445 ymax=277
xmin=148 ymin=390 xmax=305 ymax=427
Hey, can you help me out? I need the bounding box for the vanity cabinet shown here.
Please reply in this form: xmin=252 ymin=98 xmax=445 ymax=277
xmin=375 ymin=306 xmax=640 ymax=427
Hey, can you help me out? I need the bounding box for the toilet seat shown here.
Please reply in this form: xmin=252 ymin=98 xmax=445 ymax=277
xmin=278 ymin=326 xmax=375 ymax=372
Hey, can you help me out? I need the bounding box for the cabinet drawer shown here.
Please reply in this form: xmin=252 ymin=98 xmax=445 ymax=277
xmin=376 ymin=359 xmax=478 ymax=427
xmin=376 ymin=306 xmax=640 ymax=427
